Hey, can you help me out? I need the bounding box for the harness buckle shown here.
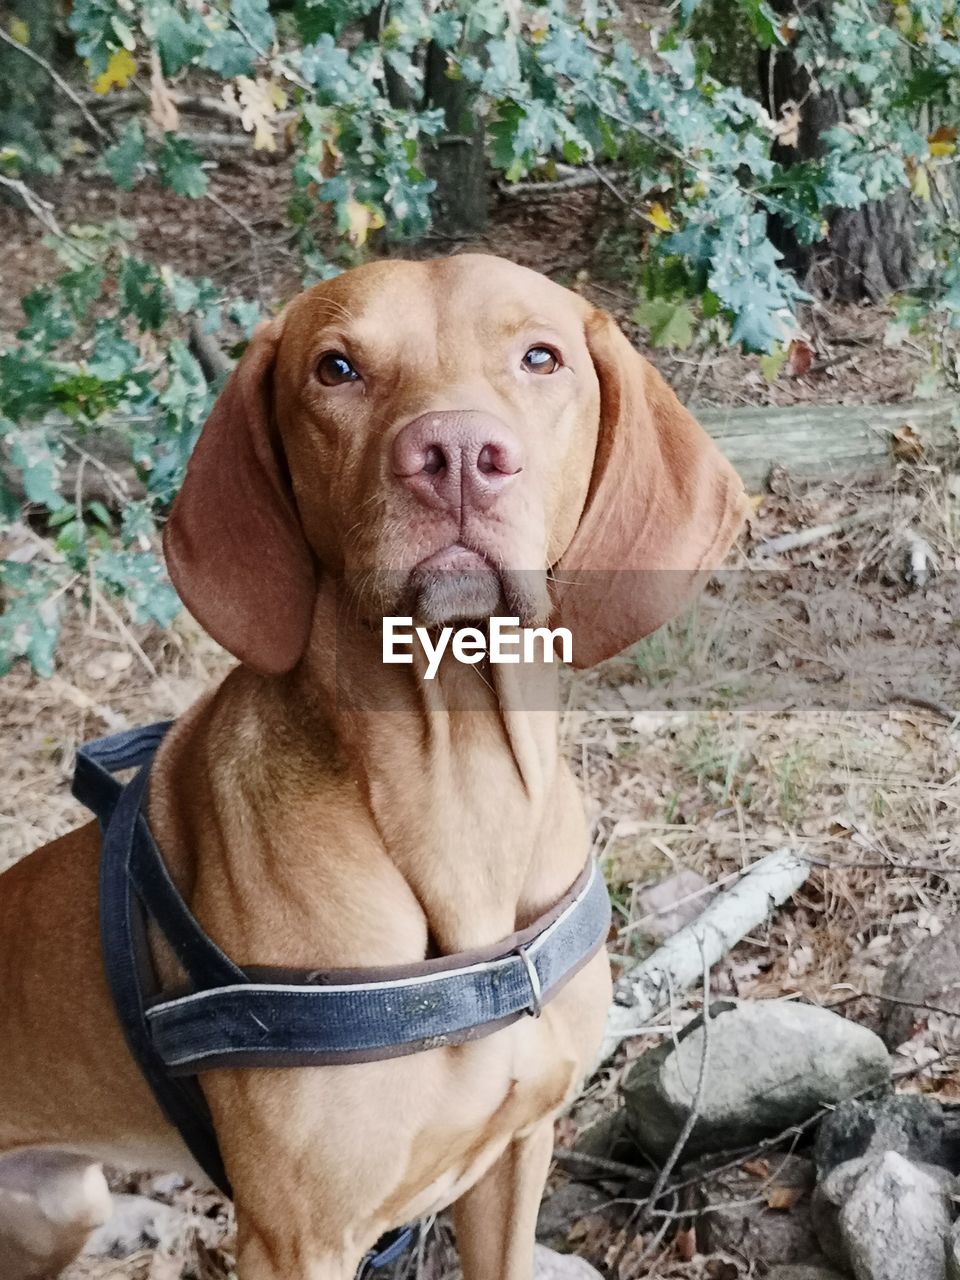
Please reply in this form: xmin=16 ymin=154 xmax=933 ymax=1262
xmin=517 ymin=944 xmax=543 ymax=1018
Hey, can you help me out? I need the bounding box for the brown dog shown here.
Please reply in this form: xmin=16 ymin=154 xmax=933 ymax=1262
xmin=0 ymin=255 xmax=745 ymax=1279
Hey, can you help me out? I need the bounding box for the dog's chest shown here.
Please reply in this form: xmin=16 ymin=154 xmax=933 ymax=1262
xmin=387 ymin=1006 xmax=585 ymax=1221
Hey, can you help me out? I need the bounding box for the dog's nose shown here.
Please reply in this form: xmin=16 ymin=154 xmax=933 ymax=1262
xmin=392 ymin=411 xmax=523 ymax=514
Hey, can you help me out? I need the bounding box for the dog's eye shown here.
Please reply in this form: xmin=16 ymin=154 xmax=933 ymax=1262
xmin=522 ymin=346 xmax=560 ymax=375
xmin=316 ymin=352 xmax=360 ymax=386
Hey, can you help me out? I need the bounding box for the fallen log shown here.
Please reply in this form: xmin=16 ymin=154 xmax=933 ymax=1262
xmin=600 ymin=847 xmax=812 ymax=1064
xmin=696 ymin=397 xmax=958 ymax=491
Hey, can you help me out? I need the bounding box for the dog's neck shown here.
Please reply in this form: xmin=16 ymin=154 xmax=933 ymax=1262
xmin=281 ymin=583 xmax=570 ymax=947
xmin=152 ymin=580 xmax=583 ymax=962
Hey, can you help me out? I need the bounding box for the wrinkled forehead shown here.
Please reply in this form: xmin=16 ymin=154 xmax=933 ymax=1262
xmin=279 ymin=256 xmax=590 ymax=368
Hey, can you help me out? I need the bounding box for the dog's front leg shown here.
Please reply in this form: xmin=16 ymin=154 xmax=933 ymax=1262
xmin=234 ymin=1214 xmax=365 ymax=1280
xmin=453 ymin=1119 xmax=554 ymax=1280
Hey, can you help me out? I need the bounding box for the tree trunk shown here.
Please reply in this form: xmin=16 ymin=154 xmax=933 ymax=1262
xmin=0 ymin=0 xmax=59 ymax=153
xmin=423 ymin=41 xmax=488 ymax=235
xmin=762 ymin=0 xmax=918 ymax=302
xmin=363 ymin=3 xmax=488 ymax=235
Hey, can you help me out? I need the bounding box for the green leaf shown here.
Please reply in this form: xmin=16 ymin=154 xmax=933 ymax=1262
xmin=120 ymin=258 xmax=168 ymax=332
xmin=231 ymin=0 xmax=275 ymax=51
xmin=156 ymin=133 xmax=209 ymax=198
xmin=633 ymin=299 xmax=696 ymax=350
xmin=146 ymin=2 xmax=208 ymax=76
xmin=103 ymin=120 xmax=146 ymax=191
xmin=228 ymin=298 xmax=263 ymax=338
xmin=7 ymin=428 xmax=65 ymax=510
xmin=203 ymin=28 xmax=255 ymax=77
xmin=19 ymin=287 xmax=75 ymax=348
xmin=87 ymin=501 xmax=112 ymax=528
xmin=760 ymin=343 xmax=788 ymax=383
xmin=95 ymin=549 xmax=181 ymax=627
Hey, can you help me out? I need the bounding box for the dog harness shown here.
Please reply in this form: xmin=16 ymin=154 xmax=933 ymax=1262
xmin=73 ymin=722 xmax=611 ymax=1268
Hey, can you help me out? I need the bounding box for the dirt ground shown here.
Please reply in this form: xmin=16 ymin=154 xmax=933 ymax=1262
xmin=2 ymin=149 xmax=960 ymax=1278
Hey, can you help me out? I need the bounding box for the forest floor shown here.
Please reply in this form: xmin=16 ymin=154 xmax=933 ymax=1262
xmin=2 ymin=144 xmax=960 ymax=1279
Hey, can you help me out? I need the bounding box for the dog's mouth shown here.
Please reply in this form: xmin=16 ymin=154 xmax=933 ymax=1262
xmin=407 ymin=544 xmax=548 ymax=627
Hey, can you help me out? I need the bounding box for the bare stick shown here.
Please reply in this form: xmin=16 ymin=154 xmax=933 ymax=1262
xmin=752 ymin=507 xmax=886 ymax=557
xmin=601 ymin=848 xmax=810 ymax=1062
xmin=641 ymin=949 xmax=712 ymax=1228
xmin=0 ymin=27 xmax=109 ymax=141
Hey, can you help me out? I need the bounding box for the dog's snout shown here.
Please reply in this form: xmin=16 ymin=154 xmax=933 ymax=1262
xmin=393 ymin=411 xmax=522 ymax=514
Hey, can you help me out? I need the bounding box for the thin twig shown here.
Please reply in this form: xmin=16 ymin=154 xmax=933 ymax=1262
xmin=643 ymin=950 xmax=712 ymax=1224
xmin=806 ymin=855 xmax=960 ymax=874
xmin=59 ymin=438 xmax=132 ymax=506
xmin=0 ymin=27 xmax=110 ymax=141
xmin=203 ymin=188 xmax=268 ymax=243
xmin=828 ymin=988 xmax=960 ymax=1021
xmin=886 ymin=689 xmax=960 ymax=724
xmin=0 ymin=174 xmax=63 ymax=237
xmin=88 ymin=580 xmax=157 ymax=678
xmin=553 ymin=1149 xmax=657 ymax=1184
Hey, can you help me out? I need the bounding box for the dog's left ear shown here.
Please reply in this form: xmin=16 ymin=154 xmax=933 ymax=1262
xmin=163 ymin=316 xmax=316 ymax=675
xmin=555 ymin=309 xmax=748 ymax=668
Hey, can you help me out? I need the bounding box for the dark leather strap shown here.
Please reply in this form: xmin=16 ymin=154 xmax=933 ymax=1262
xmin=81 ymin=738 xmax=234 ymax=1195
xmin=74 ymin=722 xmax=611 ymax=1271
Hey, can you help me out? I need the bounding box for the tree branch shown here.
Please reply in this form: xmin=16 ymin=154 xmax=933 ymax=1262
xmin=0 ymin=27 xmax=109 ymax=141
xmin=601 ymin=848 xmax=811 ymax=1062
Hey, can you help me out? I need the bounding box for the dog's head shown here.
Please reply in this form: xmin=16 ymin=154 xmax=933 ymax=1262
xmin=164 ymin=255 xmax=747 ymax=674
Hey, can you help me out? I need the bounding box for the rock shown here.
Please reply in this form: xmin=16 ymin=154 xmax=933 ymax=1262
xmin=533 ymin=1244 xmax=604 ymax=1280
xmin=947 ymin=1219 xmax=960 ymax=1280
xmin=623 ymin=1001 xmax=891 ymax=1160
xmin=537 ymin=1183 xmax=608 ymax=1250
xmin=813 ymin=1147 xmax=957 ymax=1271
xmin=840 ymin=1151 xmax=952 ymax=1280
xmin=814 ymin=1096 xmax=947 ymax=1176
xmin=695 ymin=1153 xmax=820 ymax=1263
xmin=82 ymin=1194 xmax=186 ymax=1258
xmin=765 ymin=1268 xmax=849 ymax=1280
xmin=881 ymin=922 xmax=960 ymax=1050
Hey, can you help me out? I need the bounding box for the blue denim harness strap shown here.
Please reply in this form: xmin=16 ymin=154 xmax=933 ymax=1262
xmin=73 ymin=721 xmax=611 ymax=1273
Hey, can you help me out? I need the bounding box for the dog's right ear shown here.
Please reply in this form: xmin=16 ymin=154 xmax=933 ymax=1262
xmin=163 ymin=317 xmax=316 ymax=675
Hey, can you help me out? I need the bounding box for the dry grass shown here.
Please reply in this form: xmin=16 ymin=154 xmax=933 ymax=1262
xmin=2 ymin=461 xmax=960 ymax=1278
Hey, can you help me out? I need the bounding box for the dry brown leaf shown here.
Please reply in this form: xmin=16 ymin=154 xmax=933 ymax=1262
xmin=149 ymin=52 xmax=179 ymax=133
xmin=675 ymin=1224 xmax=697 ymax=1261
xmin=222 ymin=76 xmax=287 ymax=152
xmin=787 ymin=337 xmax=814 ymax=376
xmin=767 ymin=1183 xmax=803 ymax=1211
xmin=741 ymin=1157 xmax=771 ymax=1178
xmin=892 ymin=423 xmax=925 ymax=464
xmin=705 ymin=1262 xmax=740 ymax=1279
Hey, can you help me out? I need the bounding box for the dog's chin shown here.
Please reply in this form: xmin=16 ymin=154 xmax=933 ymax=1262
xmin=407 ymin=548 xmax=550 ymax=628
xmin=410 ymin=568 xmax=504 ymax=627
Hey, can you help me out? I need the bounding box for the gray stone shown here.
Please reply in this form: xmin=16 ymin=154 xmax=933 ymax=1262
xmin=814 ymin=1096 xmax=947 ymax=1176
xmin=838 ymin=1151 xmax=951 ymax=1280
xmin=533 ymin=1244 xmax=604 ymax=1280
xmin=623 ymin=1001 xmax=891 ymax=1160
xmin=695 ymin=1153 xmax=820 ymax=1263
xmin=813 ymin=1151 xmax=958 ymax=1271
xmin=947 ymin=1219 xmax=960 ymax=1280
xmin=881 ymin=922 xmax=960 ymax=1050
xmin=537 ymin=1183 xmax=608 ymax=1250
xmin=765 ymin=1268 xmax=849 ymax=1280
